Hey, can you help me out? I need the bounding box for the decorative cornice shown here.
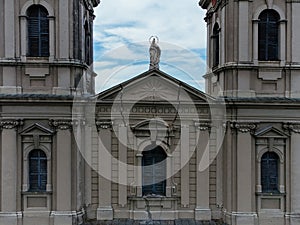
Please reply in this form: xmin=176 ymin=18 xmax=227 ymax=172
xmin=230 ymin=121 xmax=258 ymax=133
xmin=283 ymin=122 xmax=300 ymax=133
xmin=0 ymin=119 xmax=23 ymax=129
xmin=49 ymin=119 xmax=73 ymax=130
xmin=194 ymin=121 xmax=211 ymax=131
xmin=96 ymin=120 xmax=112 ymax=130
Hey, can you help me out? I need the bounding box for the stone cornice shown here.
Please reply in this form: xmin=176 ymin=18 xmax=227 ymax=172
xmin=0 ymin=119 xmax=23 ymax=129
xmin=230 ymin=121 xmax=258 ymax=133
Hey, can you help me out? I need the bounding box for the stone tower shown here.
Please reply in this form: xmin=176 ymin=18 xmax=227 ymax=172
xmin=199 ymin=0 xmax=300 ymax=98
xmin=0 ymin=1 xmax=99 ymax=225
xmin=199 ymin=1 xmax=300 ymax=225
xmin=0 ymin=0 xmax=99 ymax=95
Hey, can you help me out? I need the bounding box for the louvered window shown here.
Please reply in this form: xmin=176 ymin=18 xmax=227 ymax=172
xmin=212 ymin=23 xmax=220 ymax=67
xmin=27 ymin=5 xmax=49 ymax=57
xmin=261 ymin=152 xmax=279 ymax=193
xmin=142 ymin=146 xmax=167 ymax=196
xmin=29 ymin=149 xmax=47 ymax=191
xmin=258 ymin=10 xmax=280 ymax=61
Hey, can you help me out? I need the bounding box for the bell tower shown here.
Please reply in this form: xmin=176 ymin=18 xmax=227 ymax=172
xmin=0 ymin=0 xmax=100 ymax=95
xmin=199 ymin=0 xmax=300 ymax=98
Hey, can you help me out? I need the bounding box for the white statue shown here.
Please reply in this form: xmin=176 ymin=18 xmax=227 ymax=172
xmin=149 ymin=37 xmax=161 ymax=70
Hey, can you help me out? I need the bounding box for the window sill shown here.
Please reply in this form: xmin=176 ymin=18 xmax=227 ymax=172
xmin=258 ymin=60 xmax=281 ymax=66
xmin=256 ymin=192 xmax=286 ymax=196
xmin=128 ymin=196 xmax=178 ymax=209
xmin=26 ymin=57 xmax=49 ymax=62
xmin=129 ymin=196 xmax=178 ymax=201
xmin=22 ymin=191 xmax=52 ymax=195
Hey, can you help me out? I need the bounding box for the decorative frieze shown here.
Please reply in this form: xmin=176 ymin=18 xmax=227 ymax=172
xmin=0 ymin=119 xmax=23 ymax=129
xmin=230 ymin=121 xmax=258 ymax=133
xmin=283 ymin=123 xmax=300 ymax=133
xmin=99 ymin=106 xmax=209 ymax=115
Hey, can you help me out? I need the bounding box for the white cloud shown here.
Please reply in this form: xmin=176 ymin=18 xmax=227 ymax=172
xmin=94 ymin=0 xmax=207 ymax=50
xmin=93 ymin=0 xmax=207 ymax=93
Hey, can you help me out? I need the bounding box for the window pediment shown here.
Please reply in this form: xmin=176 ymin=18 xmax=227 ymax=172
xmin=254 ymin=125 xmax=288 ymax=139
xmin=20 ymin=123 xmax=54 ymax=136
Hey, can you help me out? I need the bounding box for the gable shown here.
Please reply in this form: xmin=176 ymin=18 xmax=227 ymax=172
xmin=255 ymin=125 xmax=288 ymax=138
xmin=20 ymin=123 xmax=54 ymax=136
xmin=97 ymin=69 xmax=212 ymax=103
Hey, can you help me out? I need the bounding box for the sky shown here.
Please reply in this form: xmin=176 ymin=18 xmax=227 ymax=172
xmin=93 ymin=0 xmax=207 ymax=93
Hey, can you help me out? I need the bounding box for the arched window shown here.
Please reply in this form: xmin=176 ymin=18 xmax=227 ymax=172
xmin=142 ymin=146 xmax=167 ymax=196
xmin=258 ymin=10 xmax=280 ymax=61
xmin=212 ymin=23 xmax=220 ymax=67
xmin=27 ymin=5 xmax=49 ymax=57
xmin=261 ymin=152 xmax=279 ymax=193
xmin=29 ymin=149 xmax=47 ymax=191
xmin=84 ymin=19 xmax=92 ymax=65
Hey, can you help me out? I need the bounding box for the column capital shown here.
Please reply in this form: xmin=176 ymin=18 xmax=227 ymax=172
xmin=194 ymin=121 xmax=211 ymax=131
xmin=283 ymin=122 xmax=300 ymax=133
xmin=96 ymin=120 xmax=112 ymax=131
xmin=230 ymin=121 xmax=258 ymax=133
xmin=49 ymin=119 xmax=73 ymax=130
xmin=0 ymin=119 xmax=23 ymax=129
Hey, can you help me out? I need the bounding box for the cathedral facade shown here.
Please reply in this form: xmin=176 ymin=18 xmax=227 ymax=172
xmin=0 ymin=0 xmax=300 ymax=225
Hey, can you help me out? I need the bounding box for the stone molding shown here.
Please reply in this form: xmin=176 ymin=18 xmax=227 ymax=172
xmin=0 ymin=119 xmax=23 ymax=129
xmin=283 ymin=122 xmax=300 ymax=133
xmin=99 ymin=106 xmax=209 ymax=115
xmin=230 ymin=121 xmax=258 ymax=133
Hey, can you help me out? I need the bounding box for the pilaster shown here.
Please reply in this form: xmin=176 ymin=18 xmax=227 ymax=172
xmin=96 ymin=120 xmax=113 ymax=220
xmin=230 ymin=121 xmax=258 ymax=225
xmin=118 ymin=124 xmax=127 ymax=207
xmin=58 ymin=0 xmax=69 ymax=59
xmin=4 ymin=0 xmax=15 ymax=58
xmin=0 ymin=119 xmax=23 ymax=215
xmin=49 ymin=119 xmax=73 ymax=225
xmin=194 ymin=122 xmax=211 ymax=220
xmin=181 ymin=124 xmax=190 ymax=207
xmin=283 ymin=123 xmax=300 ymax=224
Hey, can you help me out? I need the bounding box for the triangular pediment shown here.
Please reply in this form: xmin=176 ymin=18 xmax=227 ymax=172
xmin=20 ymin=123 xmax=54 ymax=136
xmin=255 ymin=125 xmax=288 ymax=138
xmin=97 ymin=69 xmax=213 ymax=103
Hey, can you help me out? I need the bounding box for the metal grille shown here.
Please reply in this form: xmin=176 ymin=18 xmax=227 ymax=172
xmin=258 ymin=10 xmax=280 ymax=61
xmin=29 ymin=149 xmax=47 ymax=191
xmin=261 ymin=152 xmax=279 ymax=193
xmin=142 ymin=146 xmax=167 ymax=196
xmin=27 ymin=5 xmax=49 ymax=57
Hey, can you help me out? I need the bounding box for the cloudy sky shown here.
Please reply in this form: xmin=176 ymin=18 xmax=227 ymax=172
xmin=93 ymin=0 xmax=207 ymax=92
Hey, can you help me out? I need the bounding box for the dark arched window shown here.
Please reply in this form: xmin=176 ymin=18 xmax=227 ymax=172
xmin=212 ymin=23 xmax=220 ymax=67
xmin=27 ymin=5 xmax=49 ymax=57
xmin=261 ymin=152 xmax=279 ymax=193
xmin=142 ymin=146 xmax=167 ymax=196
xmin=29 ymin=149 xmax=47 ymax=191
xmin=258 ymin=10 xmax=280 ymax=61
